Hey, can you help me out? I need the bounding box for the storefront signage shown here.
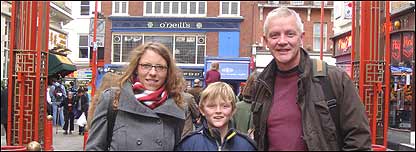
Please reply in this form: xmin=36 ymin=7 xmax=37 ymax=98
xmin=183 ymin=70 xmax=203 ymax=78
xmin=402 ymin=32 xmax=414 ymax=66
xmin=335 ymin=35 xmax=352 ymax=56
xmin=391 ymin=33 xmax=401 ymax=65
xmin=219 ymin=63 xmax=249 ymax=80
xmin=157 ymin=22 xmax=191 ymax=29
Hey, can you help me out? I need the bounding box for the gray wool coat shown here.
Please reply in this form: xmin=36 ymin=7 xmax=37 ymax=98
xmin=86 ymin=82 xmax=186 ymax=151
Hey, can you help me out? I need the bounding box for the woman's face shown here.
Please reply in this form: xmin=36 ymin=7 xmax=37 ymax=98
xmin=137 ymin=50 xmax=168 ymax=91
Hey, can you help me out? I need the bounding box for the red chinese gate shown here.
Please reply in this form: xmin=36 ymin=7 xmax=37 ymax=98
xmin=351 ymin=1 xmax=392 ymax=150
xmin=6 ymin=1 xmax=50 ymax=149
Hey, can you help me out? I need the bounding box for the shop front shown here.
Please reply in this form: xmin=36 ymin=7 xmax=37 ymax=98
xmin=178 ymin=66 xmax=204 ymax=88
xmin=388 ymin=31 xmax=414 ymax=130
xmin=331 ymin=31 xmax=352 ymax=77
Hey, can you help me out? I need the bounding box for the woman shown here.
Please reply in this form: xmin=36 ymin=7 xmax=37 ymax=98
xmin=205 ymin=62 xmax=221 ymax=86
xmin=62 ymin=92 xmax=75 ymax=135
xmin=86 ymin=42 xmax=186 ymax=150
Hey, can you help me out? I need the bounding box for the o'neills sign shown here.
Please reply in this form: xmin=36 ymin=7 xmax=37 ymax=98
xmin=147 ymin=21 xmax=193 ymax=29
xmin=159 ymin=22 xmax=191 ymax=28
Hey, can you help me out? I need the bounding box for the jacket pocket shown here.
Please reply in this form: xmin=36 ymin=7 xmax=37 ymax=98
xmin=313 ymin=100 xmax=337 ymax=142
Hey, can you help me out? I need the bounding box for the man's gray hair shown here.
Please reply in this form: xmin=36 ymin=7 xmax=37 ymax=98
xmin=263 ymin=7 xmax=304 ymax=35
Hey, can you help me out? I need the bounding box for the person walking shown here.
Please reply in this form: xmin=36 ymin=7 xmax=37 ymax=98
xmin=175 ymin=82 xmax=257 ymax=151
xmin=251 ymin=7 xmax=371 ymax=151
xmin=205 ymin=62 xmax=221 ymax=86
xmin=49 ymin=78 xmax=66 ymax=126
xmin=187 ymin=79 xmax=203 ymax=105
xmin=233 ymin=72 xmax=258 ymax=136
xmin=63 ymin=92 xmax=75 ymax=135
xmin=86 ymin=42 xmax=187 ymax=150
xmin=74 ymin=87 xmax=89 ymax=135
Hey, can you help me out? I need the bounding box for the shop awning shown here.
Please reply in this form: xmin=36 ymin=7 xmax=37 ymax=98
xmin=48 ymin=53 xmax=76 ymax=77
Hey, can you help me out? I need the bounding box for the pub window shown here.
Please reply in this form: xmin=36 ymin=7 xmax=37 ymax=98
xmin=113 ymin=1 xmax=128 ymax=15
xmin=80 ymin=1 xmax=90 ymax=16
xmin=313 ymin=23 xmax=328 ymax=51
xmin=79 ymin=35 xmax=89 ymax=58
xmin=144 ymin=1 xmax=206 ymax=17
xmin=220 ymin=1 xmax=240 ymax=16
xmin=112 ymin=34 xmax=206 ymax=65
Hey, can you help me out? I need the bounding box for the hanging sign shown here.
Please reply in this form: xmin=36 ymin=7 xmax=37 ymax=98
xmin=402 ymin=32 xmax=414 ymax=67
xmin=390 ymin=33 xmax=401 ymax=66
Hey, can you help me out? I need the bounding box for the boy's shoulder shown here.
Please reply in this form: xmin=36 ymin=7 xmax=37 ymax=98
xmin=232 ymin=130 xmax=257 ymax=149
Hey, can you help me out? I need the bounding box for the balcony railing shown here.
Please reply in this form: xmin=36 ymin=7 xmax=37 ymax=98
xmin=51 ymin=1 xmax=71 ymax=15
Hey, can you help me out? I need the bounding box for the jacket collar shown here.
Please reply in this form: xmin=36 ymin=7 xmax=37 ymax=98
xmin=257 ymin=48 xmax=312 ymax=93
xmin=118 ymin=81 xmax=185 ymax=120
xmin=200 ymin=117 xmax=237 ymax=145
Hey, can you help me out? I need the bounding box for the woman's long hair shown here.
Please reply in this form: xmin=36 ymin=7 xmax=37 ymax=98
xmin=119 ymin=42 xmax=185 ymax=108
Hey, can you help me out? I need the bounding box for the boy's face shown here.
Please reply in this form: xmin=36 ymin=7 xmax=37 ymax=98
xmin=200 ymin=96 xmax=235 ymax=130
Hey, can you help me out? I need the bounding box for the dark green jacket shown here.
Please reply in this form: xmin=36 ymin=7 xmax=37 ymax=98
xmin=251 ymin=48 xmax=371 ymax=151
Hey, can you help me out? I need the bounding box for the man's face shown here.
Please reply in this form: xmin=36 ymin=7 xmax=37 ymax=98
xmin=263 ymin=15 xmax=304 ymax=71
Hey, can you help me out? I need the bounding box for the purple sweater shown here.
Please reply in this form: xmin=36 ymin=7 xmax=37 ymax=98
xmin=205 ymin=70 xmax=221 ymax=86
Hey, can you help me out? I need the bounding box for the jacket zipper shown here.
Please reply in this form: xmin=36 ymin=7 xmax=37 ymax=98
xmin=216 ymin=140 xmax=221 ymax=151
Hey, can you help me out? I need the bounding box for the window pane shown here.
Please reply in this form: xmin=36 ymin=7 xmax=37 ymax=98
xmin=163 ymin=2 xmax=170 ymax=14
xmin=175 ymin=36 xmax=196 ymax=64
xmin=190 ymin=2 xmax=196 ymax=14
xmin=198 ymin=2 xmax=205 ymax=14
xmin=181 ymin=2 xmax=187 ymax=14
xmin=122 ymin=2 xmax=127 ymax=13
xmin=313 ymin=38 xmax=320 ymax=50
xmin=231 ymin=2 xmax=238 ymax=15
xmin=81 ymin=1 xmax=89 ymax=5
xmin=122 ymin=35 xmax=142 ymax=62
xmin=81 ymin=6 xmax=90 ymax=15
xmin=79 ymin=36 xmax=89 ymax=46
xmin=222 ymin=2 xmax=229 ymax=14
xmin=79 ymin=48 xmax=88 ymax=58
xmin=115 ymin=2 xmax=120 ymax=13
xmin=144 ymin=36 xmax=173 ymax=55
xmin=113 ymin=44 xmax=121 ymax=62
xmin=146 ymin=2 xmax=152 ymax=14
xmin=155 ymin=2 xmax=161 ymax=13
xmin=98 ymin=47 xmax=104 ymax=60
xmin=197 ymin=45 xmax=205 ymax=64
xmin=172 ymin=2 xmax=179 ymax=14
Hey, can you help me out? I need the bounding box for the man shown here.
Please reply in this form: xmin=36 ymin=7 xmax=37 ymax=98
xmin=187 ymin=79 xmax=203 ymax=104
xmin=49 ymin=78 xmax=66 ymax=126
xmin=251 ymin=7 xmax=371 ymax=151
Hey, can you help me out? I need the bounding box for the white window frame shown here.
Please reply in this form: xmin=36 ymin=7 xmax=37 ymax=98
xmin=313 ymin=1 xmax=328 ymax=6
xmin=112 ymin=1 xmax=129 ymax=16
xmin=112 ymin=33 xmax=206 ymax=65
xmin=290 ymin=1 xmax=304 ymax=6
xmin=144 ymin=1 xmax=207 ymax=17
xmin=80 ymin=1 xmax=90 ymax=16
xmin=220 ymin=1 xmax=240 ymax=17
xmin=313 ymin=23 xmax=328 ymax=52
xmin=79 ymin=35 xmax=90 ymax=59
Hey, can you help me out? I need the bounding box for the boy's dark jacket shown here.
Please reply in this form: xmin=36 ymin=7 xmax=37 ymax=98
xmin=175 ymin=117 xmax=257 ymax=151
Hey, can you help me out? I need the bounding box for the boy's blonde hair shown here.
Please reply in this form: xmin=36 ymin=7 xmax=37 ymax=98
xmin=199 ymin=82 xmax=236 ymax=110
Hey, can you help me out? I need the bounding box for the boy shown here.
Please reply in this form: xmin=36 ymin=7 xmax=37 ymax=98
xmin=175 ymin=82 xmax=256 ymax=151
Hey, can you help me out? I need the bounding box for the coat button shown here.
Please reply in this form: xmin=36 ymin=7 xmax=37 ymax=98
xmin=137 ymin=139 xmax=142 ymax=145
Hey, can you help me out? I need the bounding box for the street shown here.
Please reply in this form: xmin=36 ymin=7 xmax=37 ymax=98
xmin=52 ymin=124 xmax=84 ymax=151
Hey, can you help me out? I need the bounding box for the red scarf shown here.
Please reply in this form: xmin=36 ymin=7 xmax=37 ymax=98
xmin=132 ymin=81 xmax=168 ymax=109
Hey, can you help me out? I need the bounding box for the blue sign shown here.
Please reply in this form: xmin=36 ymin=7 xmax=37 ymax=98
xmin=218 ymin=63 xmax=249 ymax=80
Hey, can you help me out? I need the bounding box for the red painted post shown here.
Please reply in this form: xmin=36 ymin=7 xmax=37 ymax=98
xmin=383 ymin=0 xmax=391 ymax=148
xmin=44 ymin=115 xmax=54 ymax=151
xmin=320 ymin=1 xmax=324 ymax=60
xmin=351 ymin=1 xmax=355 ymax=79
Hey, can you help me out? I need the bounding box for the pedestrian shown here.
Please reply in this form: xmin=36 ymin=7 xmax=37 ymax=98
xmin=86 ymin=42 xmax=187 ymax=150
xmin=87 ymin=72 xmax=122 ymax=128
xmin=175 ymin=82 xmax=257 ymax=151
xmin=49 ymin=78 xmax=66 ymax=126
xmin=181 ymin=90 xmax=200 ymax=138
xmin=1 ymin=86 xmax=8 ymax=137
xmin=63 ymin=92 xmax=75 ymax=135
xmin=205 ymin=62 xmax=221 ymax=86
xmin=233 ymin=71 xmax=258 ymax=136
xmin=251 ymin=7 xmax=371 ymax=151
xmin=74 ymin=87 xmax=88 ymax=135
xmin=187 ymin=79 xmax=203 ymax=105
